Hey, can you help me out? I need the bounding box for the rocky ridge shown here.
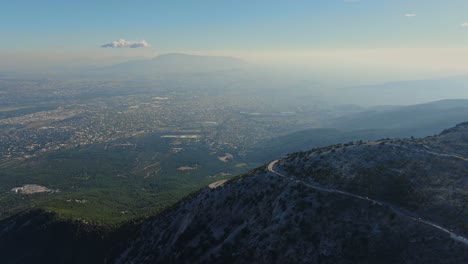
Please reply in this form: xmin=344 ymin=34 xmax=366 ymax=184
xmin=115 ymin=123 xmax=468 ymax=263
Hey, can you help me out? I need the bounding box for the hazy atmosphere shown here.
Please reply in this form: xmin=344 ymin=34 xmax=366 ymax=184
xmin=3 ymin=1 xmax=468 ymax=103
xmin=1 ymin=1 xmax=468 ymax=263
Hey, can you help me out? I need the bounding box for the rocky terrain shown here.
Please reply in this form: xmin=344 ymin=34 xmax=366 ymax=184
xmin=115 ymin=170 xmax=467 ymax=263
xmin=280 ymin=122 xmax=468 ymax=237
xmin=115 ymin=123 xmax=468 ymax=263
xmin=2 ymin=122 xmax=468 ymax=263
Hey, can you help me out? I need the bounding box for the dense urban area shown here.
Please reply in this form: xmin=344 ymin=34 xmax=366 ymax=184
xmin=0 ymin=78 xmax=346 ymax=164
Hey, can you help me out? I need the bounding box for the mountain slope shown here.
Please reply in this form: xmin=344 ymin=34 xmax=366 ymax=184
xmin=116 ymin=123 xmax=468 ymax=263
xmin=0 ymin=210 xmax=135 ymax=264
xmin=280 ymin=122 xmax=468 ymax=236
xmin=116 ymin=171 xmax=467 ymax=263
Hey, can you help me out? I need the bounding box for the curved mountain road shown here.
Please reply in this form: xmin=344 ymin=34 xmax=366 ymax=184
xmin=267 ymin=160 xmax=468 ymax=246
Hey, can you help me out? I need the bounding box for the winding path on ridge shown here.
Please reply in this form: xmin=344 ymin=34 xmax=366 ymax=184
xmin=267 ymin=160 xmax=468 ymax=246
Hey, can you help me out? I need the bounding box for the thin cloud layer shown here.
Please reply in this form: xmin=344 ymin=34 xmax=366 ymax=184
xmin=462 ymin=23 xmax=468 ymax=27
xmin=101 ymin=39 xmax=151 ymax=48
xmin=405 ymin=13 xmax=416 ymax=17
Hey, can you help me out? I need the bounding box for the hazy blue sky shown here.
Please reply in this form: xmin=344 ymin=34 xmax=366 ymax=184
xmin=2 ymin=0 xmax=468 ymax=50
xmin=1 ymin=0 xmax=468 ymax=77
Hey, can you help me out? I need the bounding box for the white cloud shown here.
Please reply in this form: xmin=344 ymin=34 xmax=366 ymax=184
xmin=462 ymin=22 xmax=468 ymax=27
xmin=101 ymin=39 xmax=151 ymax=48
xmin=405 ymin=13 xmax=416 ymax=17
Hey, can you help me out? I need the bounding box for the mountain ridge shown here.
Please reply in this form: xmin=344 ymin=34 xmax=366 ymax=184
xmin=115 ymin=122 xmax=468 ymax=263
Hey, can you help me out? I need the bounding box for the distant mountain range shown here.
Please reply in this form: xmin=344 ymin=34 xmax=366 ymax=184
xmin=247 ymin=99 xmax=468 ymax=162
xmin=328 ymin=99 xmax=468 ymax=134
xmin=333 ymin=77 xmax=468 ymax=106
xmin=99 ymin=53 xmax=249 ymax=76
xmin=2 ymin=121 xmax=468 ymax=263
